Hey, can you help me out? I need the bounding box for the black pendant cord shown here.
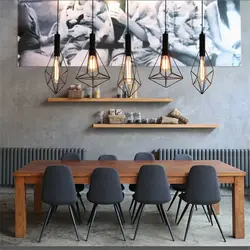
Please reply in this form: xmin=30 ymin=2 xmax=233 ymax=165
xmin=92 ymin=0 xmax=94 ymax=33
xmin=54 ymin=0 xmax=60 ymax=57
xmin=89 ymin=0 xmax=95 ymax=55
xmin=199 ymin=0 xmax=205 ymax=57
xmin=201 ymin=0 xmax=204 ymax=33
xmin=127 ymin=0 xmax=129 ymax=34
xmin=56 ymin=0 xmax=59 ymax=34
xmin=165 ymin=0 xmax=167 ymax=33
xmin=162 ymin=0 xmax=168 ymax=56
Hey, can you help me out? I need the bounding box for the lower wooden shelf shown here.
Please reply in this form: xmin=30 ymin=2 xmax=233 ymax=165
xmin=92 ymin=124 xmax=220 ymax=129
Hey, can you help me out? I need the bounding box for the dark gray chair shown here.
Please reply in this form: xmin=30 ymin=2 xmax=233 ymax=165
xmin=98 ymin=154 xmax=125 ymax=191
xmin=86 ymin=168 xmax=126 ymax=241
xmin=177 ymin=165 xmax=226 ymax=242
xmin=132 ymin=165 xmax=174 ymax=241
xmin=169 ymin=154 xmax=210 ymax=224
xmin=38 ymin=165 xmax=80 ymax=242
xmin=61 ymin=152 xmax=86 ymax=222
xmin=129 ymin=152 xmax=155 ymax=220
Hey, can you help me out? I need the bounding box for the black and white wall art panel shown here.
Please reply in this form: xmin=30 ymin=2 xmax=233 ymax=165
xmin=18 ymin=0 xmax=241 ymax=67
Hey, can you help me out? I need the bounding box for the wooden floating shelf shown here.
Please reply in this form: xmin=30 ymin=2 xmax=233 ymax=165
xmin=92 ymin=124 xmax=220 ymax=129
xmin=47 ymin=97 xmax=173 ymax=103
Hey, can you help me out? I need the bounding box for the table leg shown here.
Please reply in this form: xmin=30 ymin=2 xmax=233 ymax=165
xmin=34 ymin=184 xmax=42 ymax=214
xmin=232 ymin=176 xmax=245 ymax=239
xmin=15 ymin=177 xmax=26 ymax=238
xmin=212 ymin=203 xmax=220 ymax=215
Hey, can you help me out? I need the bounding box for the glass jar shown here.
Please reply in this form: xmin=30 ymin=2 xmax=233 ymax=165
xmin=93 ymin=86 xmax=100 ymax=98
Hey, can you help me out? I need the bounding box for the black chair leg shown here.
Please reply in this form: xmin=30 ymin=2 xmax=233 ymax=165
xmin=175 ymin=197 xmax=182 ymax=223
xmin=71 ymin=203 xmax=80 ymax=225
xmin=156 ymin=205 xmax=165 ymax=223
xmin=132 ymin=203 xmax=142 ymax=224
xmin=77 ymin=193 xmax=86 ymax=211
xmin=167 ymin=191 xmax=178 ymax=211
xmin=38 ymin=205 xmax=53 ymax=242
xmin=129 ymin=197 xmax=135 ymax=213
xmin=86 ymin=205 xmax=95 ymax=226
xmin=86 ymin=204 xmax=98 ymax=241
xmin=117 ymin=203 xmax=125 ymax=224
xmin=211 ymin=205 xmax=226 ymax=242
xmin=184 ymin=204 xmax=194 ymax=241
xmin=195 ymin=205 xmax=198 ymax=211
xmin=160 ymin=204 xmax=175 ymax=241
xmin=131 ymin=200 xmax=138 ymax=223
xmin=75 ymin=201 xmax=82 ymax=224
xmin=69 ymin=205 xmax=80 ymax=241
xmin=133 ymin=204 xmax=145 ymax=240
xmin=177 ymin=203 xmax=190 ymax=225
xmin=202 ymin=205 xmax=210 ymax=223
xmin=46 ymin=205 xmax=56 ymax=226
xmin=207 ymin=205 xmax=213 ymax=226
xmin=114 ymin=204 xmax=126 ymax=241
xmin=54 ymin=205 xmax=58 ymax=213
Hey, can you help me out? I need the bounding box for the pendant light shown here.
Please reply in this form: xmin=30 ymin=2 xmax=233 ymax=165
xmin=116 ymin=0 xmax=141 ymax=98
xmin=75 ymin=0 xmax=110 ymax=88
xmin=45 ymin=0 xmax=68 ymax=94
xmin=190 ymin=0 xmax=214 ymax=94
xmin=148 ymin=0 xmax=183 ymax=88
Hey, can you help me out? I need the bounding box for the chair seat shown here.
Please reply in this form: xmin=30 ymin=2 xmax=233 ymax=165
xmin=171 ymin=184 xmax=186 ymax=192
xmin=179 ymin=193 xmax=220 ymax=205
xmin=129 ymin=184 xmax=136 ymax=192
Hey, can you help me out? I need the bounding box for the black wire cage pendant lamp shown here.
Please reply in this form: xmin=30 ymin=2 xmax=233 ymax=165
xmin=45 ymin=0 xmax=68 ymax=94
xmin=190 ymin=0 xmax=214 ymax=94
xmin=148 ymin=0 xmax=183 ymax=88
xmin=117 ymin=0 xmax=142 ymax=98
xmin=75 ymin=0 xmax=110 ymax=88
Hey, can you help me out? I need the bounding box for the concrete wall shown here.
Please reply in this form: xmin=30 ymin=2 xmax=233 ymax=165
xmin=0 ymin=0 xmax=250 ymax=160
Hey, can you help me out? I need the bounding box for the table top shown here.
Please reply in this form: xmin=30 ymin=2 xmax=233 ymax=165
xmin=13 ymin=160 xmax=246 ymax=177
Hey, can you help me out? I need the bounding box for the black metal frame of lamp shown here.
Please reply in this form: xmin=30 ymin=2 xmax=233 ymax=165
xmin=149 ymin=32 xmax=183 ymax=88
xmin=190 ymin=31 xmax=214 ymax=94
xmin=75 ymin=33 xmax=110 ymax=89
xmin=45 ymin=33 xmax=68 ymax=94
xmin=117 ymin=33 xmax=142 ymax=98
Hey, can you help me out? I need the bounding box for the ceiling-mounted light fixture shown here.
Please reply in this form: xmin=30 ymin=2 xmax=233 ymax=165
xmin=148 ymin=0 xmax=183 ymax=88
xmin=75 ymin=0 xmax=110 ymax=88
xmin=116 ymin=0 xmax=141 ymax=98
xmin=45 ymin=0 xmax=68 ymax=94
xmin=190 ymin=0 xmax=214 ymax=94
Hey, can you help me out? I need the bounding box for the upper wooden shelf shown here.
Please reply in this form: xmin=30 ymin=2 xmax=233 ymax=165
xmin=92 ymin=124 xmax=220 ymax=129
xmin=47 ymin=97 xmax=173 ymax=103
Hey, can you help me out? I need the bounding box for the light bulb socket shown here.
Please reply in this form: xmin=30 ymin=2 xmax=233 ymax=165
xmin=54 ymin=33 xmax=60 ymax=57
xmin=199 ymin=32 xmax=205 ymax=57
xmin=162 ymin=32 xmax=169 ymax=56
xmin=125 ymin=33 xmax=131 ymax=56
xmin=89 ymin=33 xmax=96 ymax=56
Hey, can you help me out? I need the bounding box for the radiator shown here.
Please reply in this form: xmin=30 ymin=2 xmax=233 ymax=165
xmin=154 ymin=149 xmax=250 ymax=188
xmin=0 ymin=148 xmax=86 ymax=186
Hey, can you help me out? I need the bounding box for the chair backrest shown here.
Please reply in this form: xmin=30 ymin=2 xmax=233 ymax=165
xmin=185 ymin=165 xmax=221 ymax=204
xmin=98 ymin=155 xmax=117 ymax=161
xmin=42 ymin=165 xmax=77 ymax=205
xmin=61 ymin=152 xmax=81 ymax=161
xmin=134 ymin=165 xmax=171 ymax=204
xmin=87 ymin=168 xmax=123 ymax=204
xmin=134 ymin=152 xmax=155 ymax=161
xmin=174 ymin=154 xmax=192 ymax=160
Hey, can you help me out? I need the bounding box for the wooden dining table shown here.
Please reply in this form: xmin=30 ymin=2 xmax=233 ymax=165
xmin=13 ymin=160 xmax=246 ymax=239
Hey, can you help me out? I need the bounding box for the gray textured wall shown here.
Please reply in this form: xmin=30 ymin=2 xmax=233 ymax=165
xmin=0 ymin=0 xmax=250 ymax=160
